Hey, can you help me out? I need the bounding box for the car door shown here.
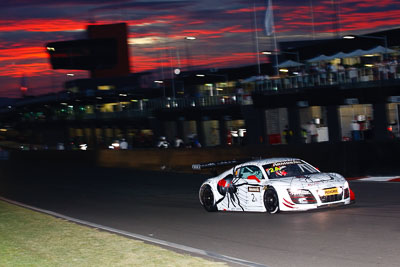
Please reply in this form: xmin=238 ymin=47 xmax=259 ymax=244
xmin=236 ymin=165 xmax=264 ymax=209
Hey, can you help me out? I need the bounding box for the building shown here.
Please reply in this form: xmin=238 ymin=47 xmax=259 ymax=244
xmin=0 ymin=26 xmax=399 ymax=150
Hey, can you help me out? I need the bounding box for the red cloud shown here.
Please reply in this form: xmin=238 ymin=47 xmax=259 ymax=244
xmin=0 ymin=15 xmax=182 ymax=33
xmin=130 ymin=51 xmax=265 ymax=74
xmin=225 ymin=6 xmax=265 ymax=14
xmin=0 ymin=46 xmax=47 ymax=61
xmin=0 ymin=62 xmax=50 ymax=77
xmin=339 ymin=9 xmax=400 ymax=32
xmin=267 ymin=1 xmax=400 ymax=35
xmin=182 ymin=25 xmax=256 ymax=37
xmin=0 ymin=19 xmax=86 ymax=32
xmin=341 ymin=0 xmax=397 ymax=8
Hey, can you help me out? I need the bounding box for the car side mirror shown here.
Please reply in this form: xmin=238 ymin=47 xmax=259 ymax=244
xmin=233 ymin=167 xmax=239 ymax=178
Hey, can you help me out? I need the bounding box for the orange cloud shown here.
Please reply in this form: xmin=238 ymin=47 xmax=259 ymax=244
xmin=0 ymin=45 xmax=51 ymax=77
xmin=0 ymin=46 xmax=47 ymax=62
xmin=0 ymin=45 xmax=91 ymax=78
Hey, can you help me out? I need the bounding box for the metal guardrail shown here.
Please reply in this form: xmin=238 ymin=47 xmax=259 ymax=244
xmin=255 ymin=66 xmax=400 ymax=92
xmin=78 ymin=94 xmax=255 ymax=120
xmin=67 ymin=67 xmax=400 ymax=120
xmin=56 ymin=95 xmax=245 ymax=121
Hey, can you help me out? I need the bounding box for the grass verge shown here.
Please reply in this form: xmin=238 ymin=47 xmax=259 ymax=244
xmin=0 ymin=200 xmax=226 ymax=267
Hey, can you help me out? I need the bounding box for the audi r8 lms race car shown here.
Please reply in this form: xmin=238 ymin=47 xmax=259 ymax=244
xmin=197 ymin=158 xmax=355 ymax=213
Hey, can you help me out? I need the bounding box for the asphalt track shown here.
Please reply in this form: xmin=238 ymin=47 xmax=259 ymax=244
xmin=0 ymin=163 xmax=399 ymax=267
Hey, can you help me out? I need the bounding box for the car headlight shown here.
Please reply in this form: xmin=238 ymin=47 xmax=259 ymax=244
xmin=338 ymin=186 xmax=343 ymax=194
xmin=342 ymin=181 xmax=349 ymax=199
xmin=287 ymin=188 xmax=317 ymax=204
xmin=317 ymin=189 xmax=326 ymax=198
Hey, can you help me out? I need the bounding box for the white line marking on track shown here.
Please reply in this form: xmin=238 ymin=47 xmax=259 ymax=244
xmin=0 ymin=196 xmax=268 ymax=267
xmin=361 ymin=176 xmax=400 ymax=181
xmin=350 ymin=176 xmax=400 ymax=182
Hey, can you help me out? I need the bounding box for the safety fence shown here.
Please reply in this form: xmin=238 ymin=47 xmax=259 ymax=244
xmin=254 ymin=66 xmax=400 ymax=91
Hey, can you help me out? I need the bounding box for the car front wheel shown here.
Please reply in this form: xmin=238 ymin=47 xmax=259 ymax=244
xmin=200 ymin=185 xmax=217 ymax=212
xmin=264 ymin=188 xmax=280 ymax=214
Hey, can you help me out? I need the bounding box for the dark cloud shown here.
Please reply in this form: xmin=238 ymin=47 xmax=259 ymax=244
xmin=0 ymin=6 xmax=76 ymax=19
xmin=0 ymin=0 xmax=130 ymax=8
xmin=90 ymin=1 xmax=193 ymax=12
xmin=0 ymin=31 xmax=85 ymax=46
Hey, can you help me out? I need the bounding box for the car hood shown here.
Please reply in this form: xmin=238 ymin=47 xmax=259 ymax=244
xmin=271 ymin=172 xmax=345 ymax=189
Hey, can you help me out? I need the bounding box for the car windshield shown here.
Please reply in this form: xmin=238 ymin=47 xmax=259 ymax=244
xmin=263 ymin=159 xmax=319 ymax=179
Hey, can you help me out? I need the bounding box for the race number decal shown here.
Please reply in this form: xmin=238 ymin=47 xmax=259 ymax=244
xmin=267 ymin=166 xmax=287 ymax=176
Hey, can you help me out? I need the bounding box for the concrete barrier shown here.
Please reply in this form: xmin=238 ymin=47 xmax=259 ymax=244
xmin=3 ymin=140 xmax=400 ymax=177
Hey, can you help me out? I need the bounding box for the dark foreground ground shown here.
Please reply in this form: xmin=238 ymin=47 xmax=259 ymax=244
xmin=0 ymin=163 xmax=399 ymax=267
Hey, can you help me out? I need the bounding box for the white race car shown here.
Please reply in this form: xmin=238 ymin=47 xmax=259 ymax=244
xmin=198 ymin=157 xmax=355 ymax=213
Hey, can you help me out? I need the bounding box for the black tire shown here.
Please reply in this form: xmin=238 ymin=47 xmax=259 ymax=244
xmin=200 ymin=185 xmax=217 ymax=212
xmin=264 ymin=188 xmax=280 ymax=214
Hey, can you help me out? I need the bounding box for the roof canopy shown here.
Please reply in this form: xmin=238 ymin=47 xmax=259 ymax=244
xmin=307 ymin=54 xmax=330 ymax=63
xmin=276 ymin=60 xmax=304 ymax=68
xmin=326 ymin=52 xmax=349 ymax=60
xmin=305 ymin=46 xmax=398 ymax=63
xmin=364 ymin=45 xmax=396 ymax=54
xmin=345 ymin=49 xmax=368 ymax=58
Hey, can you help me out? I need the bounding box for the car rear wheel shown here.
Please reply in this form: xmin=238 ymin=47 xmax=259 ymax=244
xmin=200 ymin=185 xmax=217 ymax=212
xmin=264 ymin=188 xmax=280 ymax=214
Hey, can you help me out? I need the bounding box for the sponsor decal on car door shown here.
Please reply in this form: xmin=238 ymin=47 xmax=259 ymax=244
xmin=247 ymin=185 xmax=263 ymax=208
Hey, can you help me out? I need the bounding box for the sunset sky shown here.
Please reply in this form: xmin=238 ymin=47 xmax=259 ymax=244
xmin=0 ymin=0 xmax=400 ymax=98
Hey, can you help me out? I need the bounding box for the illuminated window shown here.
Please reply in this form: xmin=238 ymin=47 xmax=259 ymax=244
xmin=97 ymin=85 xmax=115 ymax=90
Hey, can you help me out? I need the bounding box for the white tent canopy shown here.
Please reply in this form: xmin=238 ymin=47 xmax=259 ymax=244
xmin=326 ymin=52 xmax=348 ymax=60
xmin=345 ymin=49 xmax=368 ymax=58
xmin=363 ymin=45 xmax=396 ymax=55
xmin=276 ymin=60 xmax=304 ymax=68
xmin=306 ymin=46 xmax=398 ymax=63
xmin=307 ymin=54 xmax=330 ymax=63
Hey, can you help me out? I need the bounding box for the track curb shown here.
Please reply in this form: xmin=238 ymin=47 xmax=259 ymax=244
xmin=347 ymin=176 xmax=400 ymax=182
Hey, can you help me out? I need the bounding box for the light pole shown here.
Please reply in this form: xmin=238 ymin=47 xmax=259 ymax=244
xmin=159 ymin=37 xmax=192 ymax=98
xmin=169 ymin=48 xmax=176 ymax=99
xmin=184 ymin=36 xmax=196 ymax=71
xmin=65 ymin=73 xmax=76 ymax=93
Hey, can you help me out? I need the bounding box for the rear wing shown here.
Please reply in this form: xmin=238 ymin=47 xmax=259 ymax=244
xmin=192 ymin=158 xmax=254 ymax=171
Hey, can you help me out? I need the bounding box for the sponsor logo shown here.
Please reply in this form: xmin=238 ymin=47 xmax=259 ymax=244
xmin=248 ymin=186 xmax=260 ymax=192
xmin=324 ymin=188 xmax=338 ymax=196
xmin=192 ymin=164 xmax=201 ymax=170
xmin=272 ymin=160 xmax=302 ymax=167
